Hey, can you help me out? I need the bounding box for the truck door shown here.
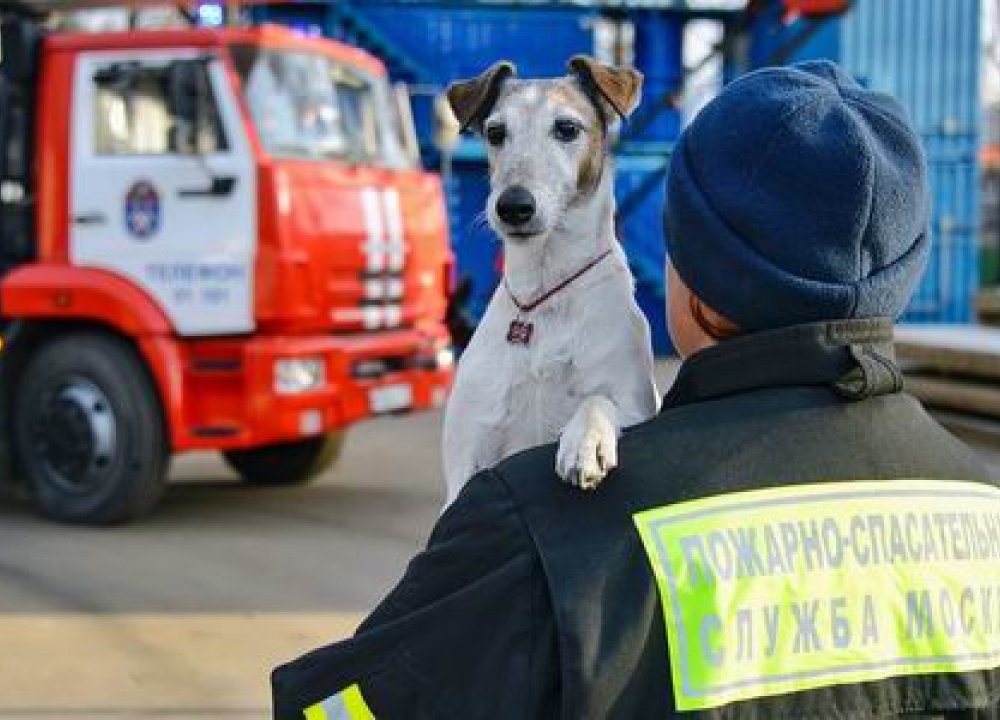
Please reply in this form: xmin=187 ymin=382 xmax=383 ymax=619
xmin=70 ymin=50 xmax=256 ymax=335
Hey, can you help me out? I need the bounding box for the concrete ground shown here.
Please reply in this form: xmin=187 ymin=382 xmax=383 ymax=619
xmin=0 ymin=360 xmax=994 ymax=719
xmin=0 ymin=411 xmax=446 ymax=720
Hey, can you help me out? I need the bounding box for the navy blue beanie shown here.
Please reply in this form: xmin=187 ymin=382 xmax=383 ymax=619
xmin=665 ymin=60 xmax=930 ymax=331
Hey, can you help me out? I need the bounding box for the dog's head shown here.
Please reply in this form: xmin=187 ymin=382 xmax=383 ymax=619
xmin=447 ymin=56 xmax=642 ymax=244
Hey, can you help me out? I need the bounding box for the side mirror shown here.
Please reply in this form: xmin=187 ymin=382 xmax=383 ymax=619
xmin=167 ymin=58 xmax=210 ymax=154
xmin=0 ymin=16 xmax=40 ymax=84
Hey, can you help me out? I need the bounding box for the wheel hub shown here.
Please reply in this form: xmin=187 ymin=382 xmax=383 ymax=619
xmin=33 ymin=380 xmax=117 ymax=493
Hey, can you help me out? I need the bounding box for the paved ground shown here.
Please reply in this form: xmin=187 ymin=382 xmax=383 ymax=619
xmin=0 ymin=361 xmax=996 ymax=719
xmin=0 ymin=411 xmax=446 ymax=719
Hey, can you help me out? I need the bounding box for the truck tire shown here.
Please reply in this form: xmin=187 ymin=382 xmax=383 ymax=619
xmin=223 ymin=433 xmax=344 ymax=486
xmin=12 ymin=333 xmax=169 ymax=525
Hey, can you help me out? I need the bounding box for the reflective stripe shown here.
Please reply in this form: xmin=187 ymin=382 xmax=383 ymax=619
xmin=382 ymin=188 xmax=406 ymax=272
xmin=304 ymin=704 xmax=327 ymax=720
xmin=633 ymin=479 xmax=1000 ymax=711
xmin=341 ymin=684 xmax=376 ymax=719
xmin=360 ymin=188 xmax=385 ymax=272
xmin=304 ymin=683 xmax=376 ymax=720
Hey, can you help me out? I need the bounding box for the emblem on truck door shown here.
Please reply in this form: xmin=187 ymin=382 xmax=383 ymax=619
xmin=125 ymin=180 xmax=162 ymax=240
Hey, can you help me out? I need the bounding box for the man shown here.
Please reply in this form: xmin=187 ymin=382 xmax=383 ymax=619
xmin=272 ymin=61 xmax=1000 ymax=719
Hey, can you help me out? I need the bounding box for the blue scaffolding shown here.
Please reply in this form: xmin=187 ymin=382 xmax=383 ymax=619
xmin=246 ymin=0 xmax=983 ymax=350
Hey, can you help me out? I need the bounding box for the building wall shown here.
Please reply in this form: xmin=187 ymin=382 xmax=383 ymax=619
xmin=749 ymin=0 xmax=983 ymax=323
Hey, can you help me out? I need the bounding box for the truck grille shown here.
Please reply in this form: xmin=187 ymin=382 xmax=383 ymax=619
xmin=353 ymin=268 xmax=407 ymax=331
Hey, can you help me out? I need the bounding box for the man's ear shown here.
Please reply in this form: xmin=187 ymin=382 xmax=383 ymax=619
xmin=567 ymin=55 xmax=643 ymax=119
xmin=446 ymin=61 xmax=516 ymax=133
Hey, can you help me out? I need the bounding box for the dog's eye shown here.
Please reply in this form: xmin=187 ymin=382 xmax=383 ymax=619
xmin=485 ymin=124 xmax=507 ymax=147
xmin=553 ymin=119 xmax=582 ymax=142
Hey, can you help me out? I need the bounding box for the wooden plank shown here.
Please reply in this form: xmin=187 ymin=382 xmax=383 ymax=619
xmin=976 ymin=290 xmax=1000 ymax=324
xmin=895 ymin=324 xmax=1000 ymax=381
xmin=905 ymin=375 xmax=1000 ymax=417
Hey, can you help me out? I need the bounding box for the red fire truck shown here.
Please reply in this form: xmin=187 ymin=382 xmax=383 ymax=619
xmin=0 ymin=10 xmax=454 ymax=523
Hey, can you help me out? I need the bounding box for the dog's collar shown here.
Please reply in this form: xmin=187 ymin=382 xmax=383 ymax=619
xmin=503 ymin=248 xmax=614 ymax=314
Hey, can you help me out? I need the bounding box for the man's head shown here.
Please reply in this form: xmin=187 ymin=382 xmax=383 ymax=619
xmin=446 ymin=57 xmax=642 ymax=245
xmin=665 ymin=60 xmax=930 ymax=356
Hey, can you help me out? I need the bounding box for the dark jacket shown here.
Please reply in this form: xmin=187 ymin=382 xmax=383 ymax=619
xmin=272 ymin=319 xmax=1000 ymax=719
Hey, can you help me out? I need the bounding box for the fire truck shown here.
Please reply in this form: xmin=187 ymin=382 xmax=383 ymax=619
xmin=0 ymin=8 xmax=455 ymax=523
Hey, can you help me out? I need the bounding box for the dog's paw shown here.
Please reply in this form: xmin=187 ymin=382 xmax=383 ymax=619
xmin=556 ymin=399 xmax=619 ymax=490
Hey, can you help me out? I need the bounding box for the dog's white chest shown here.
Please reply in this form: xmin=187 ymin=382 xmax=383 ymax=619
xmin=452 ymin=303 xmax=578 ymax=449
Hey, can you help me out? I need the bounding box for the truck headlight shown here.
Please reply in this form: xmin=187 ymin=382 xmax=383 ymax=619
xmin=275 ymin=357 xmax=325 ymax=395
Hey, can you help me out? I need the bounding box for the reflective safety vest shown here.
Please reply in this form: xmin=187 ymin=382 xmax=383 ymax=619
xmin=634 ymin=479 xmax=1000 ymax=712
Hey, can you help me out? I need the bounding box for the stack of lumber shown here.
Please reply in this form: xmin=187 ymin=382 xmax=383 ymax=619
xmin=975 ymin=289 xmax=1000 ymax=327
xmin=896 ymin=325 xmax=1000 ymax=441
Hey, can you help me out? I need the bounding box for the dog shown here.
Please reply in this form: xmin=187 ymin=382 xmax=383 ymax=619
xmin=441 ymin=56 xmax=660 ymax=505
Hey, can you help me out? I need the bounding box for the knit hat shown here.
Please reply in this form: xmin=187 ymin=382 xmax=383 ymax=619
xmin=665 ymin=60 xmax=930 ymax=332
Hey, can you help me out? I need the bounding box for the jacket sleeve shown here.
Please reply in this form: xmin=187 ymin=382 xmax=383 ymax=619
xmin=271 ymin=469 xmax=559 ymax=720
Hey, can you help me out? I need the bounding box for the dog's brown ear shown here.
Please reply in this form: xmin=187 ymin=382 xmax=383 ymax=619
xmin=446 ymin=61 xmax=516 ymax=133
xmin=567 ymin=55 xmax=643 ymax=119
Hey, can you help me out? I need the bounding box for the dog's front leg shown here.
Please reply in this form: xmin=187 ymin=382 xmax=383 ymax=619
xmin=556 ymin=395 xmax=619 ymax=490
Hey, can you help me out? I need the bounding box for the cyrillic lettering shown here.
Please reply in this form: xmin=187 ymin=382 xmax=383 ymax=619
xmin=764 ymin=525 xmax=787 ymax=575
xmin=939 ymin=587 xmax=958 ymax=637
xmin=799 ymin=519 xmax=825 ymax=570
xmin=981 ymin=585 xmax=994 ymax=634
xmin=727 ymin=527 xmax=766 ymax=578
xmin=850 ymin=515 xmax=870 ymax=566
xmin=763 ymin=604 xmax=780 ymax=656
xmin=780 ymin=522 xmax=799 ymax=573
xmin=830 ymin=596 xmax=851 ymax=649
xmin=904 ymin=512 xmax=922 ymax=562
xmin=888 ymin=514 xmax=908 ymax=564
xmin=907 ymin=590 xmax=934 ymax=638
xmin=933 ymin=513 xmax=951 ymax=561
xmin=735 ymin=609 xmax=753 ymax=661
xmin=681 ymin=536 xmax=713 ymax=586
xmin=821 ymin=518 xmax=844 ymax=568
xmin=984 ymin=513 xmax=1000 ymax=559
xmin=960 ymin=587 xmax=975 ymax=635
xmin=922 ymin=514 xmax=940 ymax=561
xmin=707 ymin=531 xmax=734 ymax=581
xmin=947 ymin=513 xmax=968 ymax=561
xmin=700 ymin=613 xmax=724 ymax=667
xmin=868 ymin=515 xmax=887 ymax=564
xmin=791 ymin=599 xmax=822 ymax=653
xmin=861 ymin=594 xmax=879 ymax=645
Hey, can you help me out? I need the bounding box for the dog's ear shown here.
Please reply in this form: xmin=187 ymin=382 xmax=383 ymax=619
xmin=446 ymin=61 xmax=517 ymax=133
xmin=567 ymin=55 xmax=643 ymax=120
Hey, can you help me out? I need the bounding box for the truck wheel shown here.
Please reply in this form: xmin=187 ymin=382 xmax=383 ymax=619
xmin=223 ymin=433 xmax=344 ymax=486
xmin=13 ymin=333 xmax=168 ymax=525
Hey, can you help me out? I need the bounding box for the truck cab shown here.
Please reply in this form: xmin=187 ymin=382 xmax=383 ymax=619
xmin=0 ymin=17 xmax=454 ymax=524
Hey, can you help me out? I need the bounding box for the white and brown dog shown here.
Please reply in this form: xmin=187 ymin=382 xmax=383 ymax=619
xmin=442 ymin=56 xmax=660 ymax=505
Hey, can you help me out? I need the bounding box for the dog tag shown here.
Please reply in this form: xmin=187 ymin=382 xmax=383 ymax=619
xmin=507 ymin=319 xmax=534 ymax=345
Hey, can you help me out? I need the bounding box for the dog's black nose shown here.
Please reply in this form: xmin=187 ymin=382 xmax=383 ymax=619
xmin=496 ymin=186 xmax=536 ymax=226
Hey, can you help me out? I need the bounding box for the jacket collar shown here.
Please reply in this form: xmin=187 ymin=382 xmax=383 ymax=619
xmin=661 ymin=318 xmax=902 ymax=411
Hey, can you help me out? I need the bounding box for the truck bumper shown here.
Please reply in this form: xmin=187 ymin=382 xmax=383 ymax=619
xmin=156 ymin=326 xmax=453 ymax=452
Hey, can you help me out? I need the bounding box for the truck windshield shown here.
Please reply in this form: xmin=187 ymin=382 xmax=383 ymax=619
xmin=230 ymin=44 xmax=416 ymax=169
